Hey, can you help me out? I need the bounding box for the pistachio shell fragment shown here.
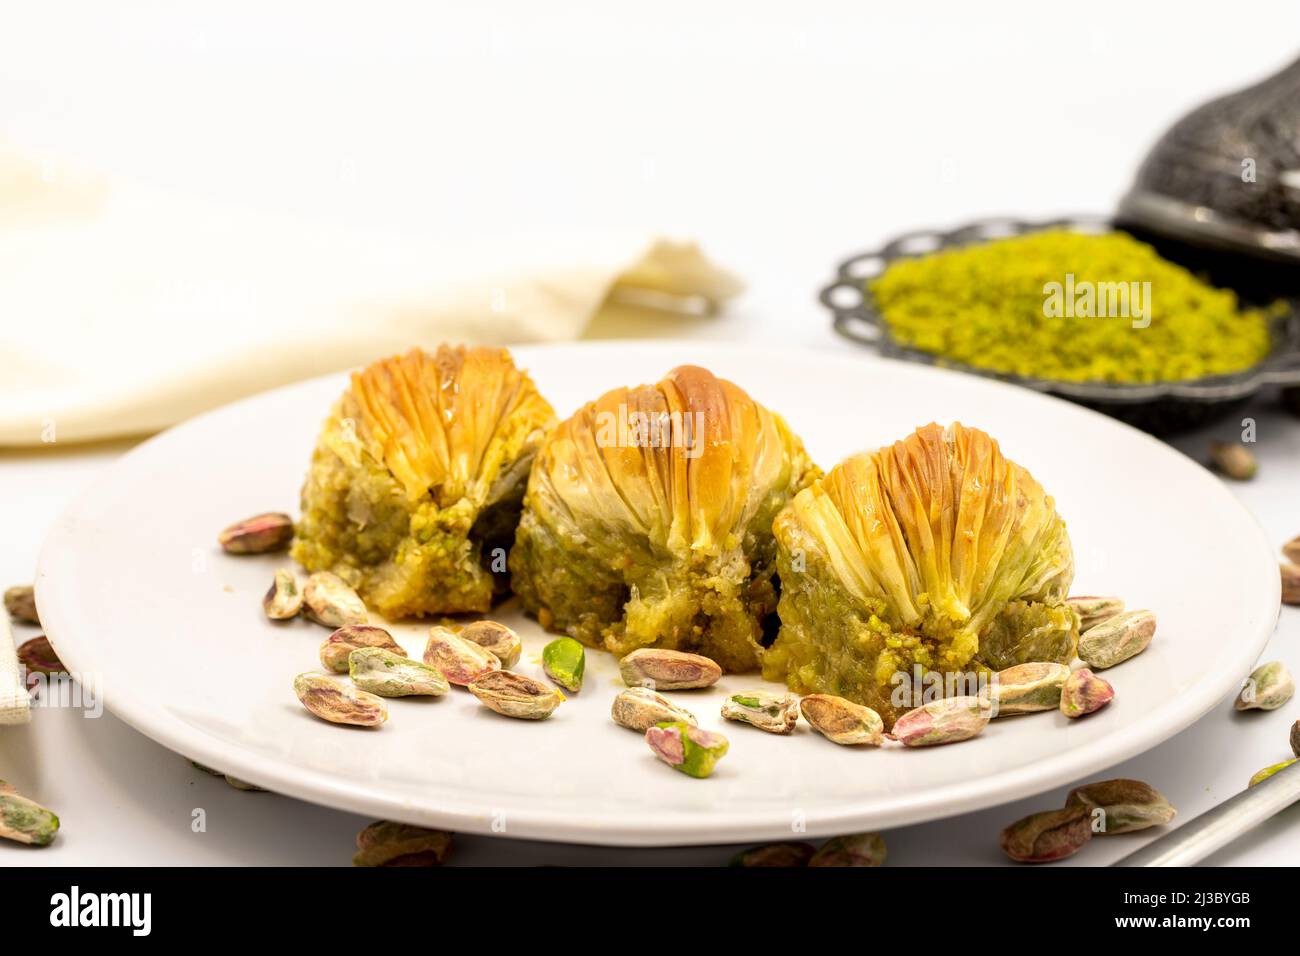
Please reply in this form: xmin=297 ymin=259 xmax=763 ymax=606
xmin=619 ymin=648 xmax=721 ymax=690
xmin=1078 ymin=609 xmax=1156 ymax=669
xmin=4 ymin=585 xmax=39 ymax=625
xmin=799 ymin=694 xmax=885 ymax=746
xmin=423 ymin=627 xmax=501 ymax=686
xmin=1060 ymin=668 xmax=1114 ymax=718
xmin=889 ymin=696 xmax=990 ymax=747
xmin=610 ymin=687 xmax=698 ymax=731
xmin=721 ymin=690 xmax=799 ymax=734
xmin=1066 ymin=779 xmax=1175 ymax=834
xmin=808 ymin=832 xmax=887 ymax=867
xmin=460 ymin=620 xmax=522 ymax=668
xmin=293 ymin=673 xmax=388 ymax=727
xmin=991 ymin=662 xmax=1070 ymax=716
xmin=353 ymin=820 xmax=452 ymax=867
xmin=1065 ymin=595 xmax=1124 ymax=631
xmin=645 ymin=721 xmax=729 ymax=778
xmin=349 ymin=647 xmax=449 ymax=698
xmin=320 ymin=624 xmax=405 ymax=673
xmin=1000 ymin=805 xmax=1091 ymax=863
xmin=0 ymin=789 xmax=60 ymax=846
xmin=468 ymin=670 xmax=564 ymax=719
xmin=542 ymin=637 xmax=585 ymax=692
xmin=218 ymin=511 xmax=294 ymax=554
xmin=1250 ymin=758 xmax=1299 ymax=788
xmin=1235 ymin=660 xmax=1295 ymax=712
xmin=17 ymin=636 xmax=65 ymax=676
xmin=263 ymin=568 xmax=304 ymax=620
xmin=1284 ymin=562 xmax=1300 ymax=606
xmin=1210 ymin=441 xmax=1257 ymax=481
xmin=729 ymin=842 xmax=815 ymax=867
xmin=303 ymin=571 xmax=368 ymax=628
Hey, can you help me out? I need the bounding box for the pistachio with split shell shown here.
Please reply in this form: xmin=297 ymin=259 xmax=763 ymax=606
xmin=0 ymin=787 xmax=60 ymax=847
xmin=303 ymin=572 xmax=368 ymax=628
xmin=293 ymin=673 xmax=388 ymax=727
xmin=889 ymin=696 xmax=990 ymax=747
xmin=17 ymin=636 xmax=65 ymax=676
xmin=263 ymin=568 xmax=304 ymax=620
xmin=1065 ymin=595 xmax=1124 ymax=631
xmin=610 ymin=687 xmax=698 ymax=731
xmin=423 ymin=627 xmax=501 ymax=686
xmin=645 ymin=722 xmax=729 ymax=778
xmin=218 ymin=511 xmax=294 ymax=554
xmin=468 ymin=671 xmax=564 ymax=719
xmin=1000 ymin=805 xmax=1092 ymax=863
xmin=808 ymin=832 xmax=887 ymax=867
xmin=1235 ymin=660 xmax=1295 ymax=712
xmin=1209 ymin=441 xmax=1257 ymax=481
xmin=354 ymin=820 xmax=452 ymax=867
xmin=320 ymin=624 xmax=405 ymax=674
xmin=460 ymin=620 xmax=521 ymax=668
xmin=721 ymin=690 xmax=799 ymax=734
xmin=542 ymin=637 xmax=585 ymax=693
xmin=1077 ymin=609 xmax=1156 ymax=669
xmin=1066 ymin=779 xmax=1175 ymax=834
xmin=619 ymin=648 xmax=721 ymax=690
xmin=1060 ymin=668 xmax=1114 ymax=718
xmin=990 ymin=662 xmax=1070 ymax=716
xmin=1250 ymin=758 xmax=1299 ymax=788
xmin=349 ymin=647 xmax=449 ymax=698
xmin=729 ymin=842 xmax=815 ymax=867
xmin=799 ymin=694 xmax=885 ymax=746
xmin=4 ymin=585 xmax=39 ymax=625
xmin=1282 ymin=562 xmax=1300 ymax=606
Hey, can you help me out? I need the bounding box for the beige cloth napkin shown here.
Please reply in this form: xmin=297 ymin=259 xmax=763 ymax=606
xmin=0 ymin=616 xmax=30 ymax=726
xmin=0 ymin=145 xmax=743 ymax=446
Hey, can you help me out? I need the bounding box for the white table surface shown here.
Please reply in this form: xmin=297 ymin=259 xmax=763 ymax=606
xmin=3 ymin=1 xmax=1300 ymax=865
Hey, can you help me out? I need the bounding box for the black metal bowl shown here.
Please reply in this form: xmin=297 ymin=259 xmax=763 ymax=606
xmin=820 ymin=216 xmax=1300 ymax=434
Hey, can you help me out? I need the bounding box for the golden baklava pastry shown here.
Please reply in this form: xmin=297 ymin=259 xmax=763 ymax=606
xmin=292 ymin=345 xmax=556 ymax=618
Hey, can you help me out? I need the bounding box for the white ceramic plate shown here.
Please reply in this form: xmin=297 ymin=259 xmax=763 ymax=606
xmin=36 ymin=343 xmax=1279 ymax=847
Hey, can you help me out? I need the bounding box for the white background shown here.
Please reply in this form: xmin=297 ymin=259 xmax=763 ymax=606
xmin=2 ymin=1 xmax=1299 ymax=865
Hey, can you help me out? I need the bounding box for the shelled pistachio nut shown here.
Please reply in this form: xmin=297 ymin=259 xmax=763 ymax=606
xmin=1250 ymin=758 xmax=1299 ymax=788
xmin=1291 ymin=720 xmax=1300 ymax=759
xmin=303 ymin=572 xmax=368 ymax=628
xmin=721 ymin=690 xmax=799 ymax=734
xmin=293 ymin=673 xmax=387 ymax=727
xmin=1060 ymin=668 xmax=1114 ymax=718
xmin=468 ymin=671 xmax=564 ymax=719
xmin=542 ymin=637 xmax=585 ymax=693
xmin=610 ymin=687 xmax=698 ymax=732
xmin=1235 ymin=660 xmax=1295 ymax=712
xmin=808 ymin=832 xmax=887 ymax=867
xmin=0 ymin=789 xmax=60 ymax=846
xmin=1283 ymin=535 xmax=1300 ymax=564
xmin=799 ymin=694 xmax=884 ymax=746
xmin=1000 ymin=805 xmax=1092 ymax=863
xmin=349 ymin=647 xmax=449 ymax=698
xmin=263 ymin=568 xmax=304 ymax=620
xmin=1281 ymin=562 xmax=1300 ymax=606
xmin=423 ymin=627 xmax=501 ymax=686
xmin=320 ymin=624 xmax=405 ymax=674
xmin=889 ymin=696 xmax=990 ymax=747
xmin=645 ymin=722 xmax=729 ymax=778
xmin=1066 ymin=779 xmax=1175 ymax=834
xmin=217 ymin=511 xmax=294 ymax=554
xmin=729 ymin=842 xmax=815 ymax=867
xmin=224 ymin=775 xmax=266 ymax=792
xmin=1209 ymin=441 xmax=1257 ymax=481
xmin=1065 ymin=595 xmax=1124 ymax=631
xmin=991 ymin=662 xmax=1070 ymax=716
xmin=3 ymin=585 xmax=39 ymax=625
xmin=353 ymin=820 xmax=452 ymax=867
xmin=618 ymin=648 xmax=721 ymax=690
xmin=459 ymin=620 xmax=522 ymax=668
xmin=17 ymin=636 xmax=65 ymax=676
xmin=1078 ymin=609 xmax=1156 ymax=669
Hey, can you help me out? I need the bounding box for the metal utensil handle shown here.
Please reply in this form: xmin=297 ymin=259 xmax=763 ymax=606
xmin=1112 ymin=758 xmax=1300 ymax=866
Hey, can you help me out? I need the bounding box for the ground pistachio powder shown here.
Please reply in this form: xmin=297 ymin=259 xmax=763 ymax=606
xmin=867 ymin=229 xmax=1274 ymax=383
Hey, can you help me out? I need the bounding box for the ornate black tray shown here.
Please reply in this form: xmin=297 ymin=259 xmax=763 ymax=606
xmin=820 ymin=216 xmax=1300 ymax=434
